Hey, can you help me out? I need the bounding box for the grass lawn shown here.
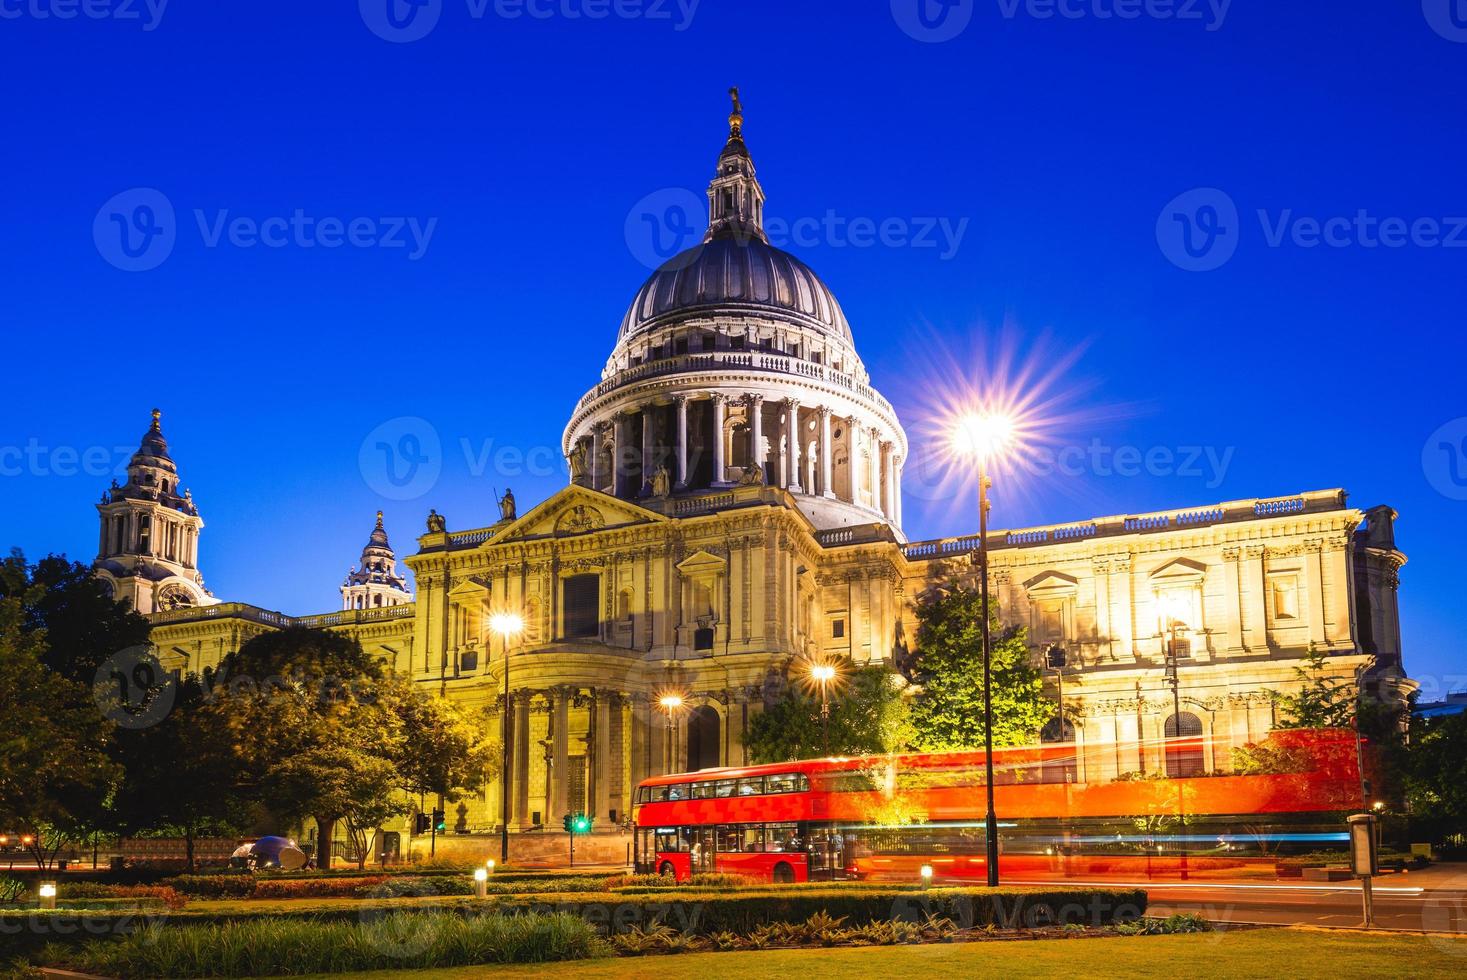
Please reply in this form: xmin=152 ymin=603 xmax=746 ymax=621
xmin=294 ymin=928 xmax=1467 ymax=979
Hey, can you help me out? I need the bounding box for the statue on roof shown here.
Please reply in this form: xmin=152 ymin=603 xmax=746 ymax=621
xmin=499 ymin=488 xmax=517 ymax=522
xmin=426 ymin=509 xmax=446 ymax=533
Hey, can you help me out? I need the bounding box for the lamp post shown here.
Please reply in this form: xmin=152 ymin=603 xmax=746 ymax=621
xmin=1161 ymin=613 xmax=1189 ymax=881
xmin=489 ymin=612 xmax=524 ymax=867
xmin=954 ymin=413 xmax=1013 ymax=889
xmin=811 ymin=664 xmax=836 ymax=755
xmin=658 ymin=694 xmax=684 ymax=773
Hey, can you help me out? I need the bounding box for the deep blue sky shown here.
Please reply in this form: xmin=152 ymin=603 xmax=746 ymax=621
xmin=2 ymin=2 xmax=1463 ymax=692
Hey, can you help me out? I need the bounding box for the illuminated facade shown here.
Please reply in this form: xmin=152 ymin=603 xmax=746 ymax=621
xmin=128 ymin=99 xmax=1413 ymax=857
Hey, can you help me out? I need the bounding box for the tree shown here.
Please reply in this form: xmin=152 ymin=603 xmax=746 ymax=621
xmin=1405 ymin=710 xmax=1467 ymax=846
xmin=206 ymin=628 xmax=398 ymax=869
xmin=745 ymin=664 xmax=910 ymax=763
xmin=387 ymin=680 xmax=499 ymax=813
xmin=1271 ymin=645 xmax=1357 ymax=729
xmin=0 ymin=566 xmax=120 ymax=868
xmin=0 ymin=550 xmax=151 ymax=683
xmin=904 ymin=586 xmax=1050 ymax=751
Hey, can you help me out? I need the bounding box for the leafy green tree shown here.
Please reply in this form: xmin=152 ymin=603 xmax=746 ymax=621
xmin=0 ymin=550 xmax=151 ymax=682
xmin=387 ymin=680 xmax=499 ymax=813
xmin=1272 ymin=645 xmax=1356 ymax=729
xmin=206 ymin=628 xmax=399 ymax=869
xmin=1405 ymin=710 xmax=1467 ymax=845
xmin=0 ymin=565 xmax=120 ymax=868
xmin=905 ymin=586 xmax=1050 ymax=751
xmin=745 ymin=664 xmax=910 ymax=763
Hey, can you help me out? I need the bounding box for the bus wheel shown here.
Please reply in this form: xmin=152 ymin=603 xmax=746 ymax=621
xmin=772 ymin=862 xmax=795 ymax=884
xmin=658 ymin=861 xmax=676 ymax=879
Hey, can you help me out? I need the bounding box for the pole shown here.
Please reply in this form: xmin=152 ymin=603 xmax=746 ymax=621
xmin=820 ymin=680 xmax=830 ymax=756
xmin=1168 ymin=628 xmax=1189 ymax=882
xmin=979 ymin=468 xmax=999 ymax=888
xmin=500 ymin=632 xmax=511 ymax=866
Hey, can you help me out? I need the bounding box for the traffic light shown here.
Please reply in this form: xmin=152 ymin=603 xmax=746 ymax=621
xmin=414 ymin=812 xmax=431 ymax=835
xmin=563 ymin=813 xmax=592 ymax=835
xmin=432 ymin=808 xmax=446 ymax=833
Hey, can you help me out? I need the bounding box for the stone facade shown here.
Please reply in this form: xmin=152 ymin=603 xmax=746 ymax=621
xmin=124 ymin=94 xmax=1413 ymax=854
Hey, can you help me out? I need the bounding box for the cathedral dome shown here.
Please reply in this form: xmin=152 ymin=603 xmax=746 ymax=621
xmin=618 ymin=236 xmax=854 ymax=345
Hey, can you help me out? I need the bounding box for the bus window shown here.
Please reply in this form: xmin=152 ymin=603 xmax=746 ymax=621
xmin=766 ymin=822 xmax=800 ymax=852
xmin=717 ymin=826 xmax=743 ymax=853
xmin=655 ymin=827 xmax=691 ymax=853
xmin=653 ymin=785 xmax=671 ymax=802
xmin=737 ymin=777 xmax=764 ymax=796
xmin=797 ymin=774 xmax=811 ymax=792
xmin=765 ymin=773 xmax=799 ymax=794
xmin=691 ymin=781 xmax=714 ymax=799
xmin=715 ymin=779 xmax=736 ymax=798
xmin=741 ymin=826 xmax=766 ymax=852
xmin=668 ymin=784 xmax=690 ymax=801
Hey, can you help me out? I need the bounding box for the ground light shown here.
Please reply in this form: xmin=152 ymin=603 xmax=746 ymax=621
xmin=473 ymin=867 xmax=488 ymax=899
xmin=919 ymin=865 xmax=933 ymax=890
xmin=38 ymin=882 xmax=56 ymax=910
xmin=484 ymin=859 xmax=496 ymax=873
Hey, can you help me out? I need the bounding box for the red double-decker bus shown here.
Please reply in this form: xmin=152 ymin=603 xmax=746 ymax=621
xmin=632 ymin=728 xmax=1364 ymax=883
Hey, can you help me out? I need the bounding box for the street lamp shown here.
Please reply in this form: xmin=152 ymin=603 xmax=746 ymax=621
xmin=658 ymin=694 xmax=685 ymax=773
xmin=1158 ymin=595 xmax=1189 ymax=881
xmin=810 ymin=663 xmax=837 ymax=755
xmin=489 ymin=611 xmax=524 ymax=867
xmin=952 ymin=411 xmax=1014 ymax=888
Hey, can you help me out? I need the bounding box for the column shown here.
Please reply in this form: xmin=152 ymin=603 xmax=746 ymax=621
xmin=748 ymin=395 xmax=765 ymax=474
xmin=892 ymin=456 xmax=903 ymax=526
xmin=880 ymin=440 xmax=894 ymax=519
xmin=785 ymin=399 xmax=802 ymax=492
xmin=1221 ymin=548 xmax=1244 ymax=653
xmin=711 ymin=394 xmax=729 ymax=485
xmin=513 ymin=692 xmax=531 ymax=829
xmin=868 ymin=427 xmax=880 ymax=510
xmin=641 ymin=407 xmax=655 ymax=495
xmin=818 ymin=406 xmax=834 ymax=498
xmin=674 ymin=395 xmax=689 ymax=490
xmin=550 ymin=689 xmax=570 ymax=821
xmin=612 ymin=414 xmax=629 ymax=497
xmin=594 ymin=691 xmax=612 ymax=820
xmin=1305 ymin=540 xmax=1327 ymax=647
xmin=589 ymin=423 xmax=603 ymax=491
xmin=1242 ymin=546 xmax=1267 ymax=651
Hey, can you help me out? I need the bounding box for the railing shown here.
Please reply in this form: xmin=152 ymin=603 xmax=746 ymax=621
xmin=901 ymin=491 xmax=1343 ymax=560
xmin=816 ymin=528 xmax=854 ymax=546
xmin=574 ymin=351 xmax=896 ymax=418
xmin=149 ymin=600 xmax=416 ymax=629
xmin=447 ymin=528 xmax=494 ymax=547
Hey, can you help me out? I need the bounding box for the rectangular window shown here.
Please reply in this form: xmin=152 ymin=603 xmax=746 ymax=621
xmin=1270 ymin=575 xmax=1300 ymax=621
xmin=690 ymin=781 xmax=714 ymax=800
xmin=764 ymin=773 xmax=800 ymax=794
xmin=832 ymin=619 xmax=846 ymax=639
xmin=694 ymin=626 xmax=715 ymax=651
xmin=667 ymin=783 xmax=689 ymax=801
xmin=714 ymin=779 xmax=736 ymax=798
xmin=717 ymin=826 xmax=742 ymax=853
xmin=741 ymin=826 xmax=765 ymax=852
xmin=736 ymin=776 xmax=764 ymax=796
xmin=765 ymin=823 xmax=800 ymax=853
xmin=562 ymin=574 xmax=600 ymax=638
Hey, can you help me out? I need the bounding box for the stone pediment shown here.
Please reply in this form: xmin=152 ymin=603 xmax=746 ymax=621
xmin=486 ymin=486 xmax=667 ymax=545
xmin=447 ymin=578 xmax=491 ymax=599
xmin=1148 ymin=557 xmax=1208 ymax=583
xmin=1023 ymin=570 xmax=1079 ymax=596
xmin=676 ymin=549 xmax=727 ymax=574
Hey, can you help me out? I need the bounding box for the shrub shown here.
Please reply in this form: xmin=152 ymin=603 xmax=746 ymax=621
xmin=62 ymin=911 xmax=607 ymax=977
xmin=57 ymin=883 xmax=187 ymax=910
xmin=358 ymin=876 xmax=475 ymax=899
xmin=164 ymin=875 xmax=257 ymax=899
xmin=251 ymin=876 xmax=387 ymax=899
xmin=1114 ymin=912 xmax=1211 ymax=935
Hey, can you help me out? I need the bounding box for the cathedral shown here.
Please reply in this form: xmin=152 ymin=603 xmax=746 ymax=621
xmin=105 ymin=95 xmax=1414 ymax=860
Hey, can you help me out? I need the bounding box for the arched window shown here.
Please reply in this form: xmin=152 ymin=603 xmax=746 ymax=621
xmin=1164 ymin=711 xmax=1205 ymax=778
xmin=686 ymin=706 xmax=720 ymax=772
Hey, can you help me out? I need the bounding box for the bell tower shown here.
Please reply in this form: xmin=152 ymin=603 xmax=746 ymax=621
xmin=341 ymin=511 xmax=412 ymax=610
xmin=93 ymin=409 xmax=216 ymax=613
xmin=705 ymin=86 xmax=767 ymax=243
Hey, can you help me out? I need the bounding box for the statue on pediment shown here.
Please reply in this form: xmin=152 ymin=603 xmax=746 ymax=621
xmin=426 ymin=509 xmax=446 ymax=533
xmin=499 ymin=488 xmax=517 ymax=522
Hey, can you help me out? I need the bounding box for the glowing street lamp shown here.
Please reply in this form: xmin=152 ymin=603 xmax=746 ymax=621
xmin=490 ymin=612 xmax=525 ymax=867
xmin=38 ymin=881 xmax=57 ymax=910
xmin=919 ymin=865 xmax=933 ymax=890
xmin=810 ymin=663 xmax=837 ymax=754
xmin=658 ymin=694 xmax=686 ymax=773
xmin=473 ymin=866 xmax=488 ymax=898
xmin=952 ymin=411 xmax=1015 ymax=889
